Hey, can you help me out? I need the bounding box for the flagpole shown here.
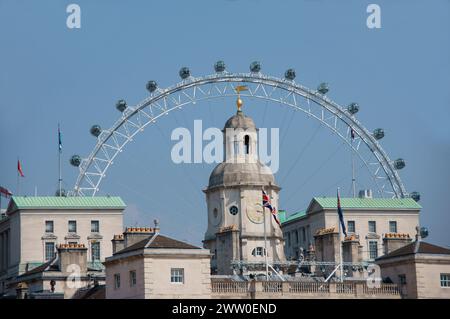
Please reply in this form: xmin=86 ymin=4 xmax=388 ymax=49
xmin=17 ymin=158 xmax=20 ymax=196
xmin=351 ymin=136 xmax=356 ymax=198
xmin=58 ymin=123 xmax=62 ymax=197
xmin=263 ymin=205 xmax=269 ymax=281
xmin=338 ymin=187 xmax=344 ymax=282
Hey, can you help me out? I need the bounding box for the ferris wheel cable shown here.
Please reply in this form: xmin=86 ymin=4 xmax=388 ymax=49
xmin=114 ymin=179 xmax=185 ymax=219
xmin=284 ymin=142 xmax=345 ymax=205
xmin=279 ymin=123 xmax=322 ymax=185
xmin=151 ymin=120 xmax=204 ymax=204
xmin=289 ymin=161 xmax=368 ymax=213
xmin=279 ymin=106 xmax=297 ymax=149
xmin=119 ymin=148 xmax=201 ymax=212
xmin=207 ymin=98 xmax=215 ymax=125
xmin=260 ymin=99 xmax=269 ymax=128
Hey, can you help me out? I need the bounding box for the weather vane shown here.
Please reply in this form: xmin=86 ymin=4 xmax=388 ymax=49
xmin=235 ymin=85 xmax=248 ymax=112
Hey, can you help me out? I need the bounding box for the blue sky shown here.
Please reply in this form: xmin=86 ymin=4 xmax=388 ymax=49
xmin=0 ymin=0 xmax=449 ymax=246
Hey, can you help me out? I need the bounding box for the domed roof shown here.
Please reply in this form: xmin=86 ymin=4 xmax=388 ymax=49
xmin=223 ymin=111 xmax=256 ymax=130
xmin=207 ymin=161 xmax=278 ymax=189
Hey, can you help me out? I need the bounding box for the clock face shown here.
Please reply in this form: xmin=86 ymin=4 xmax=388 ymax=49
xmin=246 ymin=205 xmax=264 ymax=224
xmin=229 ymin=205 xmax=239 ymax=215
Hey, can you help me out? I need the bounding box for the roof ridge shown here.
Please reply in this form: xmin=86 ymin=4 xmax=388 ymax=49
xmin=144 ymin=232 xmax=159 ymax=248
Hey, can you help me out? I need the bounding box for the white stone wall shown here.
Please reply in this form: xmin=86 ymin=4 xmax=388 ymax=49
xmin=105 ymin=257 xmax=146 ymax=299
xmin=19 ymin=209 xmax=123 ymax=265
xmin=205 ymin=185 xmax=285 ymax=267
xmin=415 ymin=257 xmax=450 ymax=299
xmin=144 ymin=254 xmax=211 ymax=299
xmin=105 ymin=250 xmax=211 ymax=299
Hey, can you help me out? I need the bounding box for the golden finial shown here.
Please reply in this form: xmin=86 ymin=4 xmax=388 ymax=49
xmin=235 ymin=85 xmax=248 ymax=112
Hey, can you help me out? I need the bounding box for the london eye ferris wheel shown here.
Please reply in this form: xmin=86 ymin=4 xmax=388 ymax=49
xmin=68 ymin=61 xmax=420 ymax=204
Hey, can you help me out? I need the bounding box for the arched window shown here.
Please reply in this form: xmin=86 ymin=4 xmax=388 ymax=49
xmin=244 ymin=135 xmax=250 ymax=154
xmin=251 ymin=247 xmax=266 ymax=257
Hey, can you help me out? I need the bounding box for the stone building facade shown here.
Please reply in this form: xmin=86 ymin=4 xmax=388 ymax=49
xmin=376 ymin=240 xmax=450 ymax=299
xmin=104 ymin=226 xmax=212 ymax=299
xmin=0 ymin=196 xmax=125 ymax=297
xmin=281 ymin=195 xmax=421 ymax=262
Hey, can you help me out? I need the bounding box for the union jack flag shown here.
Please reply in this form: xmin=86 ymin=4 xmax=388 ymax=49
xmin=262 ymin=190 xmax=281 ymax=227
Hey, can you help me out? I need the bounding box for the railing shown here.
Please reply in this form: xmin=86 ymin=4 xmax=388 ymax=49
xmin=211 ymin=281 xmax=248 ymax=294
xmin=289 ymin=282 xmax=330 ymax=293
xmin=336 ymin=283 xmax=355 ymax=295
xmin=211 ymin=281 xmax=401 ymax=299
xmin=262 ymin=282 xmax=282 ymax=293
xmin=363 ymin=283 xmax=400 ymax=295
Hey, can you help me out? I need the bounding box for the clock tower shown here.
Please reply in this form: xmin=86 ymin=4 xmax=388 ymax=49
xmin=203 ymin=91 xmax=286 ymax=275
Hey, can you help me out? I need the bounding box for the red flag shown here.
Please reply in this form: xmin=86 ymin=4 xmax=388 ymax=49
xmin=0 ymin=186 xmax=12 ymax=198
xmin=17 ymin=160 xmax=25 ymax=177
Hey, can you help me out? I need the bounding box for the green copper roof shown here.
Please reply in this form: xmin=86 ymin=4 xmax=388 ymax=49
xmin=313 ymin=197 xmax=421 ymax=210
xmin=281 ymin=197 xmax=421 ymax=224
xmin=281 ymin=210 xmax=306 ymax=224
xmin=9 ymin=196 xmax=126 ymax=210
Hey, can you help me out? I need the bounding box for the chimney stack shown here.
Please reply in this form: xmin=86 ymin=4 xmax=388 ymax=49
xmin=154 ymin=219 xmax=160 ymax=233
xmin=111 ymin=234 xmax=125 ymax=254
xmin=123 ymin=227 xmax=155 ymax=248
xmin=57 ymin=243 xmax=87 ymax=274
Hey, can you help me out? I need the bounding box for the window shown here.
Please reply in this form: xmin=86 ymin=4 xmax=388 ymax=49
xmin=129 ymin=270 xmax=137 ymax=287
xmin=68 ymin=220 xmax=77 ymax=233
xmin=440 ymin=274 xmax=450 ymax=287
xmin=91 ymin=220 xmax=99 ymax=233
xmin=91 ymin=242 xmax=100 ymax=261
xmin=347 ymin=221 xmax=355 ymax=233
xmin=398 ymin=274 xmax=407 ymax=285
xmin=252 ymin=247 xmax=266 ymax=257
xmin=369 ymin=241 xmax=378 ymax=259
xmin=287 ymin=233 xmax=291 ymax=247
xmin=368 ymin=221 xmax=377 ymax=233
xmin=171 ymin=268 xmax=184 ymax=284
xmin=45 ymin=242 xmax=55 ymax=261
xmin=114 ymin=274 xmax=121 ymax=289
xmin=229 ymin=205 xmax=239 ymax=215
xmin=389 ymin=221 xmax=397 ymax=233
xmin=45 ymin=221 xmax=54 ymax=233
xmin=302 ymin=228 xmax=306 ymax=242
xmin=244 ymin=135 xmax=250 ymax=154
xmin=294 ymin=230 xmax=298 ymax=244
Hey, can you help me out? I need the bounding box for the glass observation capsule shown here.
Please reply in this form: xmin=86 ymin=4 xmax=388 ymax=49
xmin=373 ymin=128 xmax=384 ymax=140
xmin=90 ymin=125 xmax=102 ymax=137
xmin=146 ymin=81 xmax=158 ymax=93
xmin=116 ymin=99 xmax=127 ymax=112
xmin=285 ymin=69 xmax=296 ymax=80
xmin=317 ymin=82 xmax=329 ymax=94
xmin=420 ymin=226 xmax=428 ymax=238
xmin=347 ymin=102 xmax=359 ymax=115
xmin=214 ymin=61 xmax=226 ymax=73
xmin=410 ymin=191 xmax=421 ymax=202
xmin=70 ymin=155 xmax=81 ymax=167
xmin=394 ymin=158 xmax=406 ymax=170
xmin=250 ymin=61 xmax=261 ymax=73
xmin=179 ymin=67 xmax=190 ymax=79
xmin=55 ymin=188 xmax=66 ymax=197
